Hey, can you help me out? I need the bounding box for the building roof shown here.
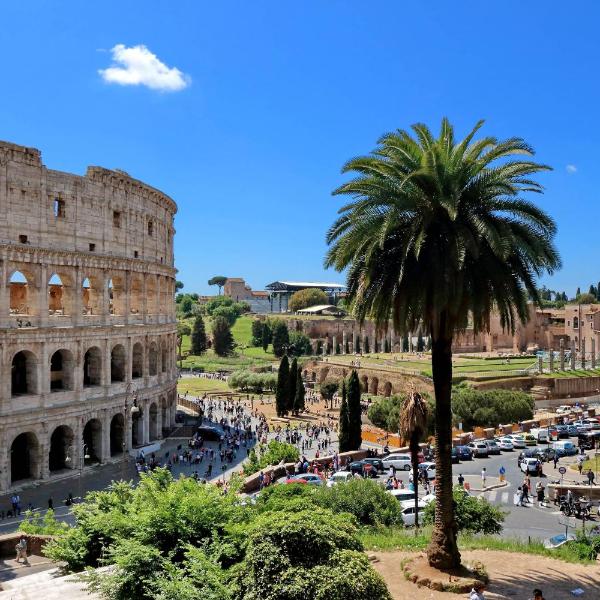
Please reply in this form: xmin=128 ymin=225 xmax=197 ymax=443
xmin=297 ymin=304 xmax=347 ymax=315
xmin=265 ymin=280 xmax=346 ymax=291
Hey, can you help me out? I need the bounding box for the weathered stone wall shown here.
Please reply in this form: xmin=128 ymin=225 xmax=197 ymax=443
xmin=0 ymin=141 xmax=178 ymax=493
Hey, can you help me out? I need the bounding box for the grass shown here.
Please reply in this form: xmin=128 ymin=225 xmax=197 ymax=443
xmin=176 ymin=377 xmax=229 ymax=395
xmin=358 ymin=526 xmax=596 ymax=564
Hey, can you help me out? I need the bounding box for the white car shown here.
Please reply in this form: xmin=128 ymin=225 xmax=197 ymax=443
xmin=506 ymin=434 xmax=526 ymax=449
xmin=468 ymin=441 xmax=489 ymax=457
xmin=399 ymin=499 xmax=428 ymax=527
xmin=387 ymin=489 xmax=416 ymax=503
xmin=520 ymin=457 xmax=541 ymax=475
xmin=496 ymin=438 xmax=514 ymax=451
xmin=382 ymin=453 xmax=412 ymax=471
xmin=326 ymin=471 xmax=353 ymax=487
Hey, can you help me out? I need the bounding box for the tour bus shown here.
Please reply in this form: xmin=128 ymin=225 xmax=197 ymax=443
xmin=530 ymin=428 xmax=549 ymax=443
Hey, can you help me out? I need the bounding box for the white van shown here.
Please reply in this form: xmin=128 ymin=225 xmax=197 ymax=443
xmin=530 ymin=428 xmax=549 ymax=443
xmin=382 ymin=454 xmax=412 ymax=471
xmin=552 ymin=440 xmax=577 ymax=456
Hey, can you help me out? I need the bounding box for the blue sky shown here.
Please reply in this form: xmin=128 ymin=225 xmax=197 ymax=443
xmin=1 ymin=1 xmax=598 ymax=295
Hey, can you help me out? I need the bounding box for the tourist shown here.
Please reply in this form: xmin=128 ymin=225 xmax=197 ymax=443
xmin=468 ymin=581 xmax=486 ymax=600
xmin=536 ymin=481 xmax=545 ymax=506
xmin=587 ymin=468 xmax=595 ymax=486
xmin=458 ymin=473 xmax=465 ymax=488
xmin=522 ymin=479 xmax=530 ymax=504
xmin=15 ymin=535 xmax=28 ymax=564
xmin=481 ymin=467 xmax=487 ymax=488
xmin=553 ymin=454 xmax=559 ymax=469
xmin=577 ymin=453 xmax=585 ymax=475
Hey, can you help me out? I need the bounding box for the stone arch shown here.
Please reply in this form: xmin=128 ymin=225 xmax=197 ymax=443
xmin=11 ymin=350 xmax=38 ymax=396
xmin=110 ymin=413 xmax=125 ymax=456
xmin=50 ymin=348 xmax=75 ymax=391
xmin=149 ymin=402 xmax=158 ymax=440
xmin=130 ymin=273 xmax=143 ymax=315
xmin=369 ymin=376 xmax=379 ymax=395
xmin=132 ymin=342 xmax=144 ymax=378
xmin=11 ymin=431 xmax=41 ymax=483
xmin=48 ymin=272 xmax=73 ymax=316
xmin=111 ymin=344 xmax=126 ymax=382
xmin=9 ymin=269 xmax=34 ymax=316
xmin=148 ymin=342 xmax=158 ymax=376
xmin=83 ymin=418 xmax=103 ymax=463
xmin=108 ymin=275 xmax=125 ymax=316
xmin=83 ymin=346 xmax=102 ymax=386
xmin=383 ymin=381 xmax=392 ymax=397
xmin=82 ymin=275 xmax=102 ymax=315
xmin=160 ymin=341 xmax=167 ymax=373
xmin=361 ymin=375 xmax=369 ymax=393
xmin=49 ymin=425 xmax=74 ymax=472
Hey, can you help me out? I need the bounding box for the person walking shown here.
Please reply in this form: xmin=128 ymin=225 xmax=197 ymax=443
xmin=536 ymin=481 xmax=546 ymax=507
xmin=458 ymin=473 xmax=465 ymax=488
xmin=553 ymin=454 xmax=559 ymax=469
xmin=577 ymin=453 xmax=585 ymax=475
xmin=469 ymin=581 xmax=486 ymax=599
xmin=481 ymin=467 xmax=487 ymax=488
xmin=15 ymin=535 xmax=28 ymax=564
xmin=587 ymin=468 xmax=595 ymax=486
xmin=522 ymin=479 xmax=530 ymax=504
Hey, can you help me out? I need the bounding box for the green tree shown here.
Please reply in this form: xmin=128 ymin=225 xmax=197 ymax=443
xmin=294 ymin=367 xmax=305 ymax=415
xmin=190 ymin=315 xmax=207 ymax=355
xmin=271 ymin=319 xmax=290 ymax=357
xmin=175 ymin=280 xmax=184 ymax=291
xmin=289 ymin=330 xmax=312 ymax=356
xmin=363 ymin=336 xmax=370 ymax=354
xmin=416 ymin=331 xmax=424 ymax=352
xmin=288 ymin=287 xmax=329 ymax=311
xmin=177 ymin=322 xmax=191 ymax=367
xmin=597 ymin=282 xmax=600 ymax=300
xmin=576 ymin=292 xmax=597 ymax=304
xmin=338 ymin=381 xmax=350 ymax=452
xmin=275 ymin=355 xmax=290 ymax=417
xmin=319 ymin=379 xmax=338 ymax=409
xmin=208 ymin=276 xmax=227 ymax=295
xmin=251 ymin=319 xmax=264 ymax=347
xmin=179 ymin=295 xmax=194 ymax=317
xmin=287 ymin=357 xmax=298 ymax=413
xmin=346 ymin=370 xmax=362 ymax=450
xmin=261 ymin=320 xmax=272 ymax=352
xmin=325 ymin=118 xmax=560 ymax=568
xmin=576 ymin=286 xmax=581 ymax=297
xmin=402 ymin=335 xmax=409 ymax=352
xmin=211 ymin=316 xmax=234 ymax=357
xmin=399 ymin=392 xmax=429 ymax=528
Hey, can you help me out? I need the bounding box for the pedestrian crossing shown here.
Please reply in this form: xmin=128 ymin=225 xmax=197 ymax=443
xmin=479 ymin=490 xmax=511 ymax=504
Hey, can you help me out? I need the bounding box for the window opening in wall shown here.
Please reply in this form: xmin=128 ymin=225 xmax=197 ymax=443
xmin=134 ymin=250 xmax=139 ymax=258
xmin=48 ymin=273 xmax=66 ymax=315
xmin=89 ymin=243 xmax=96 ymax=251
xmin=113 ymin=211 xmax=122 ymax=228
xmin=147 ymin=220 xmax=153 ymax=236
xmin=19 ymin=235 xmax=28 ymax=244
xmin=160 ymin=257 xmax=163 ymax=263
xmin=53 ymin=198 xmax=65 ymax=218
xmin=9 ymin=271 xmax=29 ymax=315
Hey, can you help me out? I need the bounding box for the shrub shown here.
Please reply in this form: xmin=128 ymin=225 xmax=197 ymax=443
xmin=288 ymin=331 xmax=312 ymax=356
xmin=212 ymin=316 xmax=235 ymax=356
xmin=243 ymin=440 xmax=300 ymax=475
xmin=228 ymin=370 xmax=277 ymax=393
xmin=288 ymin=288 xmax=329 ymax=312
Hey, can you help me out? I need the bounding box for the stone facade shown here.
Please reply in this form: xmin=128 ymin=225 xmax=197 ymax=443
xmin=0 ymin=140 xmax=178 ymax=492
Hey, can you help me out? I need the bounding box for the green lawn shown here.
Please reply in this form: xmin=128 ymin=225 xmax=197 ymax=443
xmin=177 ymin=377 xmax=230 ymax=395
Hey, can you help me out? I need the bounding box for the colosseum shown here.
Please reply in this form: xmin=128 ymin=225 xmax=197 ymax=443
xmin=0 ymin=140 xmax=178 ymax=493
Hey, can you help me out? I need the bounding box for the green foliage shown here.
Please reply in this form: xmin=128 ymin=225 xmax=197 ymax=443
xmin=288 ymin=288 xmax=329 ymax=312
xmin=204 ymin=296 xmax=249 ymax=326
xmin=251 ymin=319 xmax=265 ymax=347
xmin=452 ymin=387 xmax=534 ymax=429
xmin=576 ymin=292 xmax=597 ymax=304
xmin=319 ymin=379 xmax=338 ymax=401
xmin=275 ymin=355 xmax=290 ymax=416
xmin=190 ymin=315 xmax=207 ymax=355
xmin=287 ymin=357 xmax=298 ymax=413
xmin=288 ymin=330 xmax=312 ymax=356
xmin=294 ymin=366 xmax=305 ymax=414
xmin=347 ymin=370 xmax=362 ymax=450
xmin=402 ymin=335 xmax=409 ymax=352
xmin=243 ymin=440 xmax=300 ymax=476
xmin=228 ymin=370 xmax=277 ymax=392
xmin=566 ymin=530 xmax=600 ymax=561
xmin=422 ymin=488 xmax=505 ymax=534
xmin=416 ymin=331 xmax=424 ymax=352
xmin=212 ymin=316 xmax=235 ymax=356
xmin=271 ymin=319 xmax=290 ymax=357
xmin=20 ymin=508 xmax=69 ymax=535
xmin=208 ymin=276 xmax=227 ymax=293
xmin=338 ymin=381 xmax=350 ymax=452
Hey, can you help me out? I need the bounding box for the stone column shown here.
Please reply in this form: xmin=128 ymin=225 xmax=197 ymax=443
xmin=408 ymin=332 xmax=413 ymax=353
xmin=332 ymin=336 xmax=337 ymax=355
xmin=72 ymin=266 xmax=83 ymax=327
xmin=102 ymin=338 xmax=111 ymax=387
xmin=582 ymin=338 xmax=587 ymax=370
xmin=101 ymin=411 xmax=111 ymax=462
xmin=342 ymin=331 xmax=347 ymax=354
xmin=142 ymin=274 xmax=148 ymax=323
xmin=156 ymin=403 xmax=163 ymax=440
xmin=39 ymin=341 xmax=49 ymax=397
xmin=142 ymin=401 xmax=150 ymax=445
xmin=38 ymin=263 xmax=48 ymax=327
xmin=570 ymin=341 xmax=576 ymax=370
xmin=102 ymin=270 xmax=111 ymax=325
xmin=559 ymin=339 xmax=565 ymax=371
xmin=549 ymin=348 xmax=554 ymax=371
xmin=0 ymin=256 xmax=8 ymax=328
xmin=75 ymin=339 xmax=84 ymax=392
xmin=592 ymin=338 xmax=596 ymax=369
xmin=123 ymin=270 xmax=131 ymax=325
xmin=538 ymin=355 xmax=543 ymax=374
xmin=352 ymin=331 xmax=357 ymax=353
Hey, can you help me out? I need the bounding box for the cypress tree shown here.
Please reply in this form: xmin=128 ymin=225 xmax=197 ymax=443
xmin=190 ymin=315 xmax=208 ymax=355
xmin=272 ymin=320 xmax=289 ymax=357
xmin=597 ymin=283 xmax=600 ymax=300
xmin=275 ymin=355 xmax=290 ymax=417
xmin=347 ymin=370 xmax=362 ymax=450
xmin=338 ymin=380 xmax=350 ymax=452
xmin=251 ymin=319 xmax=264 ymax=347
xmin=212 ymin=316 xmax=234 ymax=357
xmin=576 ymin=287 xmax=581 ymax=298
xmin=416 ymin=331 xmax=424 ymax=352
xmin=402 ymin=335 xmax=409 ymax=352
xmin=287 ymin=357 xmax=298 ymax=413
xmin=294 ymin=366 xmax=305 ymax=415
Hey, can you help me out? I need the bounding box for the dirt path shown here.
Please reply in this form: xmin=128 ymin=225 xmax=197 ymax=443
xmin=372 ymin=550 xmax=600 ymax=599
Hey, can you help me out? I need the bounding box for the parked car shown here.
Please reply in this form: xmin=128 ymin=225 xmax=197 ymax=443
xmin=468 ymin=441 xmax=489 ymax=457
xmin=483 ymin=440 xmax=501 ymax=455
xmin=381 ymin=453 xmax=412 ymax=471
xmin=417 ymin=461 xmax=436 ymax=480
xmin=347 ymin=460 xmax=378 ymax=478
xmin=362 ymin=458 xmax=385 ymax=473
xmin=451 ymin=447 xmax=459 ymax=463
xmin=506 ymin=434 xmax=526 ymax=448
xmin=523 ymin=434 xmax=537 ymax=446
xmin=520 ymin=457 xmax=542 ymax=475
xmin=387 ymin=489 xmax=416 ymax=503
xmin=554 ymin=425 xmax=570 ymax=439
xmin=399 ymin=499 xmax=428 ymax=527
xmin=455 ymin=445 xmax=473 ymax=461
xmin=326 ymin=471 xmax=353 ymax=487
xmin=495 ymin=437 xmax=514 ymax=451
xmin=285 ymin=473 xmax=323 ymax=486
xmin=567 ymin=425 xmax=580 ymax=437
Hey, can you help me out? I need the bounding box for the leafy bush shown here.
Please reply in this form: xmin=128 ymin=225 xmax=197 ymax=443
xmin=288 ymin=330 xmax=312 ymax=356
xmin=243 ymin=440 xmax=300 ymax=476
xmin=212 ymin=316 xmax=235 ymax=356
xmin=319 ymin=379 xmax=339 ymax=401
xmin=228 ymin=370 xmax=277 ymax=393
xmin=422 ymin=488 xmax=505 ymax=534
xmin=204 ymin=296 xmax=249 ymax=325
xmin=288 ymin=288 xmax=329 ymax=312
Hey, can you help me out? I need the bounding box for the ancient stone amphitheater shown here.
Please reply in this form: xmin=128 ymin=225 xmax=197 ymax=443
xmin=0 ymin=141 xmax=178 ymax=492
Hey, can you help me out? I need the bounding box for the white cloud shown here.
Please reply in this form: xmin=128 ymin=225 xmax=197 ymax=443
xmin=99 ymin=44 xmax=190 ymax=92
xmin=566 ymin=164 xmax=577 ymax=174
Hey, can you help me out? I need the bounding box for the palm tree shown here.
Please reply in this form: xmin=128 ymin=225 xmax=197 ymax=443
xmin=325 ymin=118 xmax=560 ymax=569
xmin=399 ymin=391 xmax=429 ymax=529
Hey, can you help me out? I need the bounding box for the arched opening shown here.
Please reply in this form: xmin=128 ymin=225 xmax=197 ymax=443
xmin=11 ymin=350 xmax=38 ymax=396
xmin=111 ymin=344 xmax=126 ymax=382
xmin=49 ymin=425 xmax=74 ymax=472
xmin=132 ymin=408 xmax=142 ymax=447
xmin=160 ymin=343 xmax=167 ymax=373
xmin=48 ymin=273 xmax=72 ymax=315
xmin=110 ymin=413 xmax=125 ymax=456
xmin=383 ymin=381 xmax=392 ymax=397
xmin=132 ymin=342 xmax=144 ymax=379
xmin=11 ymin=432 xmax=40 ymax=483
xmin=108 ymin=276 xmax=125 ymax=316
xmin=369 ymin=376 xmax=379 ymax=395
xmin=149 ymin=402 xmax=158 ymax=440
xmin=148 ymin=343 xmax=158 ymax=376
xmin=361 ymin=375 xmax=369 ymax=393
xmin=130 ymin=274 xmax=143 ymax=315
xmin=83 ymin=346 xmax=102 ymax=386
xmin=82 ymin=276 xmax=101 ymax=315
xmin=50 ymin=349 xmax=75 ymax=391
xmin=83 ymin=419 xmax=102 ymax=464
xmin=9 ymin=270 xmax=30 ymax=315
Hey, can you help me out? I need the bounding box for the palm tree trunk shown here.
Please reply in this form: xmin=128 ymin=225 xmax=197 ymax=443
xmin=410 ymin=433 xmax=420 ymax=529
xmin=427 ymin=331 xmax=461 ymax=569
